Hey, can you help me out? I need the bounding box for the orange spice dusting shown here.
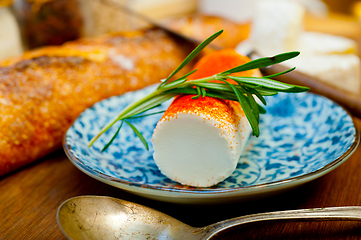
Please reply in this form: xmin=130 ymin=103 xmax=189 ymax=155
xmin=160 ymin=95 xmax=236 ymax=130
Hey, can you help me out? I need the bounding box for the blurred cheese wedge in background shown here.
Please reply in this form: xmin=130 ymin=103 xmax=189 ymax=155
xmin=152 ymin=50 xmax=260 ymax=187
xmin=286 ymin=31 xmax=361 ymax=94
xmin=283 ymin=54 xmax=361 ymax=94
xmin=0 ymin=4 xmax=23 ymax=61
xmin=299 ymin=31 xmax=358 ymax=55
xmin=236 ymin=0 xmax=361 ymax=94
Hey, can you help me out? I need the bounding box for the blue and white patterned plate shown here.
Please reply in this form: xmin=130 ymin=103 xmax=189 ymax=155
xmin=64 ymin=85 xmax=359 ymax=204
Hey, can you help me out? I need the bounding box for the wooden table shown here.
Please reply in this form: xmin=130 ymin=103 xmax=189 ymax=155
xmin=2 ymin=12 xmax=361 ymax=240
xmin=0 ymin=115 xmax=360 ymax=239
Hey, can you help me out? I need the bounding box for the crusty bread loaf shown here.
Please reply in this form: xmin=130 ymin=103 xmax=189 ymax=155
xmin=0 ymin=29 xmax=191 ymax=176
xmin=0 ymin=12 xmax=254 ymax=176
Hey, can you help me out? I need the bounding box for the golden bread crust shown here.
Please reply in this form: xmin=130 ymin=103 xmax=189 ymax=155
xmin=0 ymin=29 xmax=190 ymax=175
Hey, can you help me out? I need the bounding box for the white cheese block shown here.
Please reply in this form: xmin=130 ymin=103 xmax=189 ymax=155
xmin=298 ymin=31 xmax=358 ymax=55
xmin=152 ymin=95 xmax=251 ymax=187
xmin=283 ymin=54 xmax=361 ymax=94
xmin=251 ymin=0 xmax=305 ymax=56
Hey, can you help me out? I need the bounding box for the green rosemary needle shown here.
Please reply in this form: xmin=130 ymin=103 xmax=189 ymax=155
xmin=88 ymin=29 xmax=309 ymax=151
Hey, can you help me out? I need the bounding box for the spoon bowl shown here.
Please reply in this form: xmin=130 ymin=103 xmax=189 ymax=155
xmin=57 ymin=196 xmax=361 ymax=240
xmin=57 ymin=196 xmax=198 ymax=240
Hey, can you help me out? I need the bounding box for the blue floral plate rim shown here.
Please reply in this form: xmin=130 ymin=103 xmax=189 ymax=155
xmin=64 ymin=131 xmax=359 ymax=194
xmin=63 ymin=87 xmax=360 ymax=196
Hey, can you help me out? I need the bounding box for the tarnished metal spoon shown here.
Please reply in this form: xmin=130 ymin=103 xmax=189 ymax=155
xmin=57 ymin=196 xmax=361 ymax=240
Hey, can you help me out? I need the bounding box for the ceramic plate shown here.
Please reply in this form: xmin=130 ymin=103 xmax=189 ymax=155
xmin=64 ymin=85 xmax=359 ymax=204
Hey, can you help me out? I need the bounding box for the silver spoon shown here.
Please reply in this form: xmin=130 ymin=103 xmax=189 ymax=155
xmin=57 ymin=196 xmax=361 ymax=240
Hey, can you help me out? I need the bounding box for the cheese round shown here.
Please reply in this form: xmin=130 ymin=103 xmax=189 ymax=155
xmin=152 ymin=95 xmax=251 ymax=187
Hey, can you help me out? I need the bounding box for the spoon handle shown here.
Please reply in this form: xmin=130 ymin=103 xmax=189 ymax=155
xmin=198 ymin=206 xmax=361 ymax=240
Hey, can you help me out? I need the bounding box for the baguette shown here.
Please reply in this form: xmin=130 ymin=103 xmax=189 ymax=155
xmin=0 ymin=29 xmax=191 ymax=176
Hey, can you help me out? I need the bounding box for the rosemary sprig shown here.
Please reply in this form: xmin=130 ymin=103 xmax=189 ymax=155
xmin=88 ymin=30 xmax=309 ymax=151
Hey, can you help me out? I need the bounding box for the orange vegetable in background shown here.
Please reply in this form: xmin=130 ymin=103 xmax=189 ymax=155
xmin=188 ymin=49 xmax=261 ymax=81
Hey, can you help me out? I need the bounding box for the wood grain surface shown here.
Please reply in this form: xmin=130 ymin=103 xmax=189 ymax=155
xmin=0 ymin=118 xmax=360 ymax=239
xmin=2 ymin=12 xmax=361 ymax=240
